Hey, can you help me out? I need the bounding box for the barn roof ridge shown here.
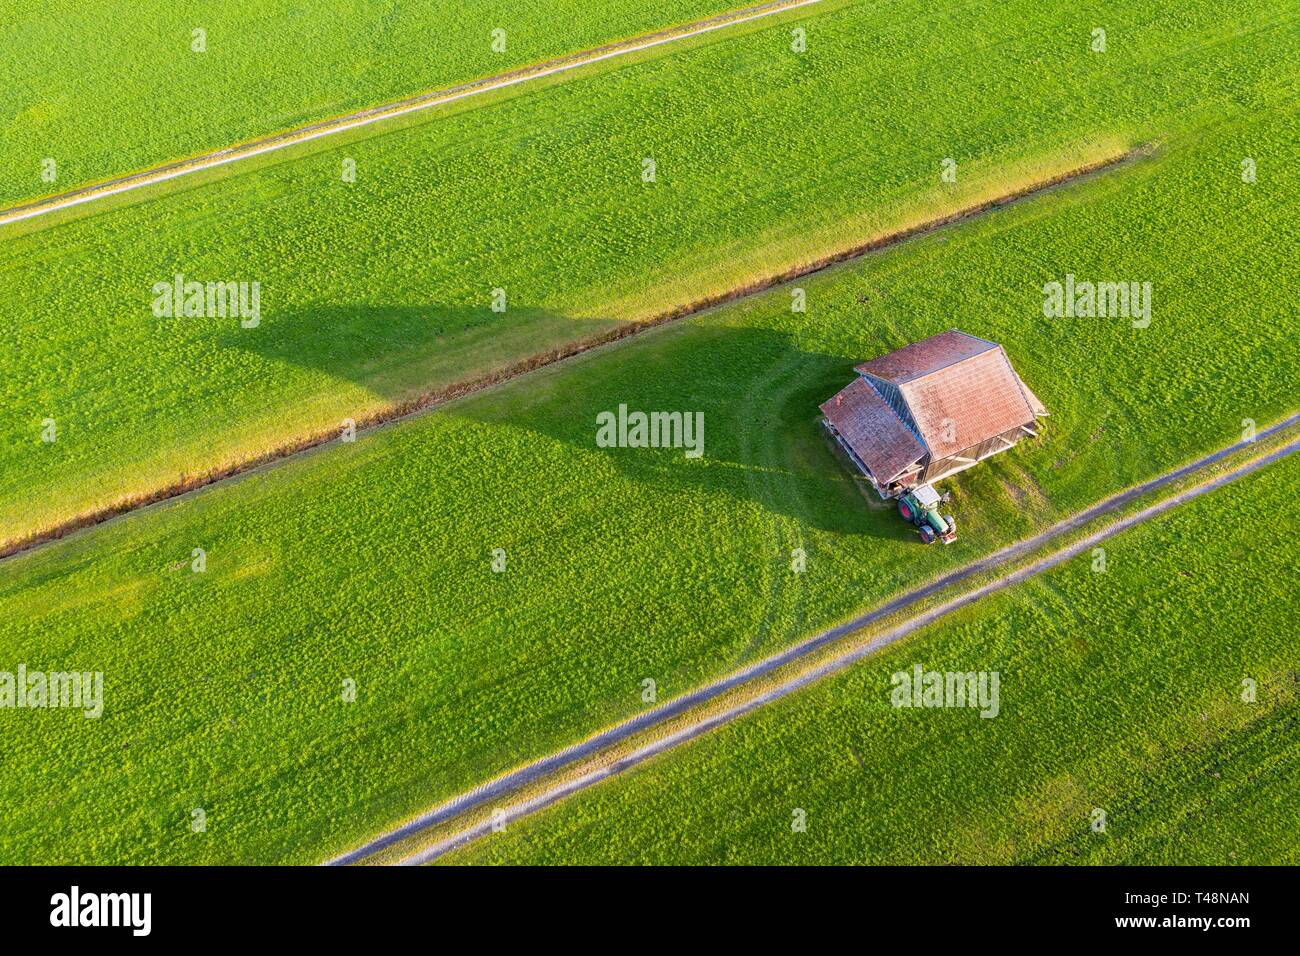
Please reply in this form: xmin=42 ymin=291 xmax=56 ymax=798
xmin=853 ymin=329 xmax=998 ymax=385
xmin=899 ymin=330 xmax=1000 ymax=385
xmin=863 ymin=375 xmax=926 ymax=449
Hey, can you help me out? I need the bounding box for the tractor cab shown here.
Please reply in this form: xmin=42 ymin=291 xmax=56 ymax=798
xmin=897 ymin=484 xmax=957 ymax=545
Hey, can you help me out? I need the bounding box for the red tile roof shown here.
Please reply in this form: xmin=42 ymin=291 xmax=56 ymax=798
xmin=820 ymin=377 xmax=926 ymax=483
xmin=854 ymin=330 xmax=996 ymax=383
xmin=897 ymin=347 xmax=1037 ymax=457
xmin=851 ymin=331 xmax=1039 ymax=458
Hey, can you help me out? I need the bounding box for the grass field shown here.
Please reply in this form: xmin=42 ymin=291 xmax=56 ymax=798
xmin=0 ymin=0 xmax=739 ymax=206
xmin=443 ymin=454 xmax=1300 ymax=865
xmin=4 ymin=0 xmax=1297 ymax=549
xmin=0 ymin=92 xmax=1294 ymax=863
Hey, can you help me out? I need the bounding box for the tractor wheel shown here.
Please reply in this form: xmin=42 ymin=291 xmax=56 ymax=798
xmin=898 ymin=498 xmax=914 ymax=523
xmin=943 ymin=515 xmax=956 ymax=531
xmin=918 ymin=525 xmax=936 ymax=544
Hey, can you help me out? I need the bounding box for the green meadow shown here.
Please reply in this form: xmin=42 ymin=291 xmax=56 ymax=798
xmin=4 ymin=0 xmax=1296 ymax=548
xmin=446 ymin=454 xmax=1300 ymax=866
xmin=0 ymin=96 xmax=1294 ymax=863
xmin=0 ymin=0 xmax=737 ymax=205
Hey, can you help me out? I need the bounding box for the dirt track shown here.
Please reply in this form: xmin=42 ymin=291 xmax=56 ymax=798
xmin=323 ymin=413 xmax=1299 ymax=865
xmin=0 ymin=0 xmax=828 ymax=229
xmin=0 ymin=145 xmax=1148 ymax=563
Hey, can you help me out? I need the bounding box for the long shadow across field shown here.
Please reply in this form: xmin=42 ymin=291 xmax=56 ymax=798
xmin=451 ymin=318 xmax=913 ymax=541
xmin=223 ymin=301 xmax=621 ymax=402
xmin=225 ymin=300 xmax=912 ymax=539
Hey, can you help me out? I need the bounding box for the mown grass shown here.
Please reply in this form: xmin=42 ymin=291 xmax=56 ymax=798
xmin=4 ymin=0 xmax=1297 ymax=546
xmin=445 ymin=454 xmax=1300 ymax=865
xmin=0 ymin=96 xmax=1294 ymax=863
xmin=0 ymin=0 xmax=739 ymax=206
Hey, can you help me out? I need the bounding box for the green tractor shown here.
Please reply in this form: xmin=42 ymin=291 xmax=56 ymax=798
xmin=897 ymin=484 xmax=957 ymax=545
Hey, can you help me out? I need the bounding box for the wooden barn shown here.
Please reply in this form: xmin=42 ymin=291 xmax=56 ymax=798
xmin=820 ymin=330 xmax=1047 ymax=499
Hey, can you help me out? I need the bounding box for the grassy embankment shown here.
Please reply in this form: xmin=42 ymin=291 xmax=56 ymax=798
xmin=5 ymin=0 xmax=1295 ymax=546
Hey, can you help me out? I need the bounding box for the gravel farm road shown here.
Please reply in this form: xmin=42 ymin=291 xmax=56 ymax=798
xmin=324 ymin=412 xmax=1300 ymax=865
xmin=0 ymin=0 xmax=829 ymax=229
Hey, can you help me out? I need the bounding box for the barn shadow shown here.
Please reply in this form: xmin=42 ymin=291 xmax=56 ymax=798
xmin=220 ymin=301 xmax=618 ymax=402
xmin=450 ymin=319 xmax=914 ymax=541
xmin=221 ymin=299 xmax=911 ymax=539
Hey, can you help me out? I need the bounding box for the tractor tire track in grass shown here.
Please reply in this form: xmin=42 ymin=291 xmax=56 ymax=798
xmin=326 ymin=412 xmax=1299 ymax=865
xmin=0 ymin=145 xmax=1151 ymax=564
xmin=0 ymin=0 xmax=830 ymax=230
